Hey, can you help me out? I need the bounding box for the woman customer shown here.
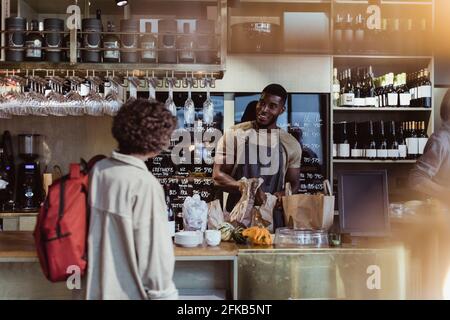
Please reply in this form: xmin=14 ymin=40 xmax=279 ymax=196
xmin=86 ymin=99 xmax=178 ymax=300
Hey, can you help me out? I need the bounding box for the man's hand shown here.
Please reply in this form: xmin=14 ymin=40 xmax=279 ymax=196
xmin=255 ymin=188 xmax=267 ymax=206
xmin=274 ymin=191 xmax=285 ymax=209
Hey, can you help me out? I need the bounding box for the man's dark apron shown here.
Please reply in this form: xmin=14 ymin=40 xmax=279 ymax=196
xmin=225 ymin=129 xmax=285 ymax=230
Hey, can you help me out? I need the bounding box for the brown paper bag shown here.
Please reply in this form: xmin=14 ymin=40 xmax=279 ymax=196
xmin=207 ymin=199 xmax=224 ymax=230
xmin=282 ymin=180 xmax=334 ymax=231
xmin=229 ymin=177 xmax=263 ymax=227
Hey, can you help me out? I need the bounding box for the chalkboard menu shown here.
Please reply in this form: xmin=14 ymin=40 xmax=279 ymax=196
xmin=146 ymin=92 xmax=224 ymax=213
xmin=290 ymin=94 xmax=330 ymax=194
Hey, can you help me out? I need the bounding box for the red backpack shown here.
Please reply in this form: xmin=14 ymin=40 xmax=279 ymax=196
xmin=34 ymin=156 xmax=105 ymax=282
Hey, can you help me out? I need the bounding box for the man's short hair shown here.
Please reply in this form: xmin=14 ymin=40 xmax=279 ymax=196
xmin=112 ymin=99 xmax=177 ymax=155
xmin=441 ymin=89 xmax=450 ymax=122
xmin=262 ymin=83 xmax=288 ymax=104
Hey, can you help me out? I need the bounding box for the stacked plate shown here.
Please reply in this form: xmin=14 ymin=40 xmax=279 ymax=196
xmin=174 ymin=231 xmax=203 ymax=248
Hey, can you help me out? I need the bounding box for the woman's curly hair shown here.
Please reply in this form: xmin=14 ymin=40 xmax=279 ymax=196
xmin=112 ymin=98 xmax=177 ymax=155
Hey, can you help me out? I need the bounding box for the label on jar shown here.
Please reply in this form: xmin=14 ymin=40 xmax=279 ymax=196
xmin=104 ymin=41 xmax=119 ymax=59
xmin=25 ymin=40 xmax=42 ymax=58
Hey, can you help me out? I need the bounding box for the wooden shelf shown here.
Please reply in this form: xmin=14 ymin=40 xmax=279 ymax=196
xmin=333 ymin=107 xmax=432 ymax=112
xmin=333 ymin=159 xmax=417 ymax=164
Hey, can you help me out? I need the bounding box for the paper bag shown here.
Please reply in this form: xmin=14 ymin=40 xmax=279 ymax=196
xmin=229 ymin=177 xmax=263 ymax=227
xmin=207 ymin=200 xmax=224 ymax=230
xmin=251 ymin=193 xmax=277 ymax=233
xmin=282 ymin=180 xmax=334 ymax=231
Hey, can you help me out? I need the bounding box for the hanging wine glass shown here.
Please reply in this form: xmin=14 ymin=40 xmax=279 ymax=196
xmin=165 ymin=78 xmax=177 ymax=117
xmin=184 ymin=78 xmax=195 ymax=129
xmin=104 ymin=76 xmax=123 ymax=116
xmin=147 ymin=77 xmax=157 ymax=101
xmin=45 ymin=77 xmax=67 ymax=116
xmin=202 ymin=78 xmax=215 ymax=127
xmin=84 ymin=76 xmax=105 ymax=116
xmin=65 ymin=76 xmax=85 ymax=116
xmin=4 ymin=75 xmax=27 ymax=116
xmin=0 ymin=78 xmax=11 ymax=119
xmin=27 ymin=76 xmax=48 ymax=116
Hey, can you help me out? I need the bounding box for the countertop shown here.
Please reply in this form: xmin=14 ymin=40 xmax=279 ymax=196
xmin=0 ymin=231 xmax=405 ymax=262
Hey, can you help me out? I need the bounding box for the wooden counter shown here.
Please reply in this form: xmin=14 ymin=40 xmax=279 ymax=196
xmin=0 ymin=231 xmax=239 ymax=261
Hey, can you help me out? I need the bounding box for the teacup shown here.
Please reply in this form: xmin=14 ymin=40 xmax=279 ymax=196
xmin=205 ymin=230 xmax=221 ymax=246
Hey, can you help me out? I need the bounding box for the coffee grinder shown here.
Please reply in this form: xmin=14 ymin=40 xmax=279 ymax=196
xmin=17 ymin=134 xmax=43 ymax=211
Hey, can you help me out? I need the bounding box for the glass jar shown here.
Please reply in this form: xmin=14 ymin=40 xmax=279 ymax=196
xmin=5 ymin=17 xmax=26 ymax=62
xmin=120 ymin=19 xmax=139 ymax=63
xmin=158 ymin=19 xmax=177 ymax=64
xmin=44 ymin=18 xmax=64 ymax=63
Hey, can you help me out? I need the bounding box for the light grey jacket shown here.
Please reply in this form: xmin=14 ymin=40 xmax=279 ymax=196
xmin=85 ymin=151 xmax=178 ymax=300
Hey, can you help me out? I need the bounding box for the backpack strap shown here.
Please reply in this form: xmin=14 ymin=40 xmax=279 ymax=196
xmin=56 ymin=178 xmax=66 ymax=238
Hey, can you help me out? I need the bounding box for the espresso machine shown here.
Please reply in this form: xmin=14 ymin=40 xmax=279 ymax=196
xmin=16 ymin=134 xmax=43 ymax=211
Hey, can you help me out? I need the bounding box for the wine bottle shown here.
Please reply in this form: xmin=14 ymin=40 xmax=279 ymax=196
xmin=332 ymin=68 xmax=340 ymax=108
xmin=387 ymin=121 xmax=399 ymax=160
xmin=377 ymin=120 xmax=388 ymax=160
xmin=398 ymin=73 xmax=411 ymax=107
xmin=407 ymin=121 xmax=419 ymax=159
xmin=398 ymin=122 xmax=407 ymax=160
xmin=350 ymin=122 xmax=362 ymax=159
xmin=385 ymin=73 xmax=398 ymax=107
xmin=366 ymin=121 xmax=377 ymax=160
xmin=418 ymin=69 xmax=432 ymax=109
xmin=354 ymin=68 xmax=365 ymax=107
xmin=340 ymin=69 xmax=355 ymax=107
xmin=417 ymin=121 xmax=429 ymax=156
xmin=365 ymin=66 xmax=377 ymax=108
xmin=338 ymin=121 xmax=350 ymax=159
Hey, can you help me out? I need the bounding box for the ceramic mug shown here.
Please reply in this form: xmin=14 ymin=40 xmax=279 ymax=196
xmin=205 ymin=230 xmax=221 ymax=246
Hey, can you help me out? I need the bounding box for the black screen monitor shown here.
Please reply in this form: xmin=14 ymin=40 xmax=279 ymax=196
xmin=338 ymin=170 xmax=390 ymax=237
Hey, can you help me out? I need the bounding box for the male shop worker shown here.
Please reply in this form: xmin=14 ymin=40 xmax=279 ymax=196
xmin=213 ymin=84 xmax=302 ymax=230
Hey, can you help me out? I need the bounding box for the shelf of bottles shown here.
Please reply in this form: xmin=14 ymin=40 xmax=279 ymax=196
xmin=332 ymin=0 xmax=433 ymax=56
xmin=333 ymin=120 xmax=429 ymax=162
xmin=332 ymin=65 xmax=433 ymax=109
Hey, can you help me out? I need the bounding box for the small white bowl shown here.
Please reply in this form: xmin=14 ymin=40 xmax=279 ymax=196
xmin=205 ymin=230 xmax=221 ymax=247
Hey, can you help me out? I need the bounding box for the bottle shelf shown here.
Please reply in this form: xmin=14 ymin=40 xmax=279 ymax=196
xmin=333 ymin=159 xmax=417 ymax=164
xmin=333 ymin=107 xmax=432 ymax=112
